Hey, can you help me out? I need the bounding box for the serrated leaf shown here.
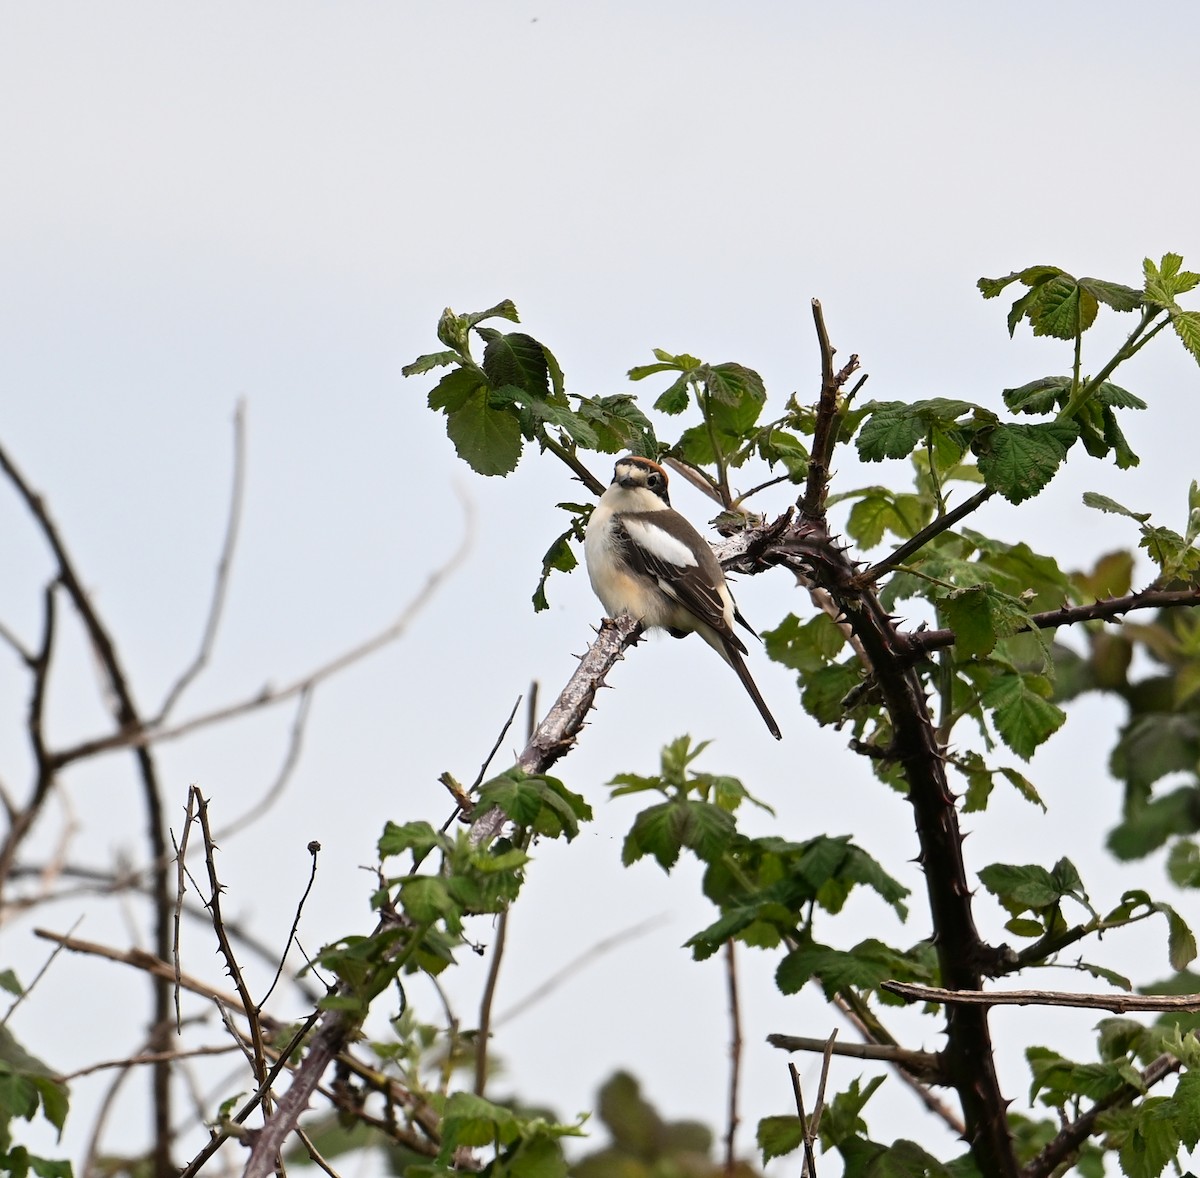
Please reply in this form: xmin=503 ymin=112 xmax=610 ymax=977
xmin=445 ymin=387 xmax=522 ymax=476
xmin=464 ymin=300 xmax=520 ymax=329
xmin=856 ymin=401 xmax=926 ymax=461
xmin=1110 ymin=715 xmax=1200 ymax=799
xmin=1003 ymin=376 xmax=1071 ymax=415
xmin=757 ymin=1115 xmax=806 ymax=1163
xmin=762 ymin=612 xmax=846 ymax=673
xmin=622 ymin=799 xmax=735 ymax=871
xmin=982 ymin=674 xmax=1066 ymax=760
xmin=846 ymin=490 xmax=927 ymax=550
xmin=1120 ymin=1100 xmax=1180 ymax=1178
xmin=1079 ymin=276 xmax=1144 ymax=313
xmin=653 ymin=372 xmax=692 ymax=415
xmin=976 ymin=421 xmax=1078 ymax=504
xmin=378 ymin=820 xmax=445 ymax=863
xmin=943 ymin=587 xmax=999 ymax=659
xmin=402 ymin=349 xmax=461 ymax=377
xmin=978 ymin=863 xmax=1062 ymax=911
xmin=1031 ymin=275 xmax=1098 ymax=339
xmin=1172 ymin=308 xmax=1200 ymax=364
xmin=998 ymin=766 xmax=1046 ymax=809
xmin=1164 ymin=903 xmax=1198 ymax=970
xmin=1081 ymin=491 xmax=1151 ymax=522
xmin=428 ymin=366 xmax=485 ymax=414
xmin=575 ymin=394 xmax=657 ymax=455
xmin=478 ymin=330 xmax=551 ymax=398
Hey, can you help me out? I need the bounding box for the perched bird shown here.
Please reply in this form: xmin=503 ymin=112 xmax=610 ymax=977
xmin=584 ymin=455 xmax=782 ymax=739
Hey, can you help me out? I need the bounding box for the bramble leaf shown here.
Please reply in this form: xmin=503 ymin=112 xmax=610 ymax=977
xmin=975 ymin=421 xmax=1079 ymax=504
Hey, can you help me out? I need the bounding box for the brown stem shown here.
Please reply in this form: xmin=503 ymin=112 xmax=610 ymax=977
xmin=242 ymin=614 xmax=646 ymax=1174
xmin=773 ymin=520 xmax=1017 ymax=1175
xmin=1022 ymin=1053 xmax=1180 ymax=1178
xmin=0 ymin=442 xmax=175 ymax=1176
xmin=723 ymin=940 xmax=742 ymax=1174
xmin=883 ymin=981 xmax=1200 ymax=1013
xmin=910 ymin=585 xmax=1200 ymax=655
xmin=800 ymin=300 xmax=860 ymax=521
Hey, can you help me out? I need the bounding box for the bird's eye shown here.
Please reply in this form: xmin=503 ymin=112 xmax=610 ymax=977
xmin=647 ymin=473 xmax=662 ymax=488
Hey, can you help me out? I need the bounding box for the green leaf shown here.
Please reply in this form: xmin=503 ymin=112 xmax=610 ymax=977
xmin=1079 ymin=276 xmax=1144 ymax=313
xmin=776 ymin=940 xmax=906 ymax=998
xmin=1172 ymin=308 xmax=1200 ymax=364
xmin=762 ymin=612 xmax=846 ymax=673
xmin=0 ymin=970 xmax=21 ymax=998
xmin=427 ymin=366 xmax=485 ymax=414
xmin=978 ymin=863 xmax=1062 ymax=911
xmin=378 ymin=821 xmax=444 ymax=862
xmin=464 ymin=300 xmax=521 ymax=329
xmin=1119 ymin=1099 xmax=1180 ymax=1178
xmin=477 ymin=330 xmax=551 ymax=399
xmin=942 ymin=587 xmax=999 ymax=659
xmin=846 ymin=489 xmax=928 ymax=550
xmin=402 ymin=349 xmax=461 ymax=377
xmin=1162 ymin=902 xmax=1198 ymax=970
xmin=477 ymin=772 xmax=591 ymax=841
xmin=652 ymin=372 xmax=692 ymax=415
xmin=1110 ymin=715 xmax=1200 ymax=798
xmin=757 ymin=1116 xmax=806 ymax=1163
xmin=1144 ymin=253 xmax=1200 ymax=307
xmin=444 ymin=387 xmax=523 ymax=476
xmin=622 ymin=799 xmax=736 ymax=871
xmin=1082 ymin=491 xmax=1151 ymax=522
xmin=1003 ymin=376 xmax=1071 ymax=415
xmin=975 ymin=421 xmax=1078 ymax=504
xmin=801 ymin=662 xmax=862 ymax=725
xmin=856 ymin=401 xmax=926 ymax=461
xmin=1034 ymin=275 xmax=1099 ymax=339
xmin=1167 ymin=839 xmax=1200 ymax=888
xmin=532 ymin=507 xmax=584 ymax=612
xmin=574 ymin=395 xmax=657 ymax=454
xmin=982 ymin=673 xmax=1066 ymax=760
xmin=998 ymin=766 xmax=1046 ymax=809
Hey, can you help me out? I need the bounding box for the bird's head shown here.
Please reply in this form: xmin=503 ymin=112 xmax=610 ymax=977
xmin=608 ymin=456 xmax=671 ymax=509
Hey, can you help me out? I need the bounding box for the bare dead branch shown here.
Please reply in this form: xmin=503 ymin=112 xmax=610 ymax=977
xmin=768 ymin=1033 xmax=941 ymax=1079
xmin=58 ymin=1043 xmax=242 ymax=1083
xmin=800 ymin=300 xmax=860 ymax=520
xmin=723 ymin=940 xmax=743 ymax=1175
xmin=0 ymin=914 xmax=81 ymax=1030
xmin=0 ymin=440 xmax=177 ymax=1175
xmin=156 ymin=400 xmax=246 ymax=721
xmin=49 ymin=514 xmax=470 ymax=768
xmin=883 ymin=980 xmax=1200 ymax=1013
xmin=474 ymin=905 xmax=510 ymax=1098
xmin=788 ymin=1061 xmax=819 ymax=1178
xmin=260 ymin=839 xmax=321 ymax=1009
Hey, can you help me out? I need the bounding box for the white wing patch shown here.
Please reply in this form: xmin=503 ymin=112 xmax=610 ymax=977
xmin=622 ymin=517 xmax=699 ymax=568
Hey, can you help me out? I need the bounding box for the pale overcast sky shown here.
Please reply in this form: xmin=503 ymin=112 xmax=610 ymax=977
xmin=3 ymin=3 xmax=1200 ymax=1173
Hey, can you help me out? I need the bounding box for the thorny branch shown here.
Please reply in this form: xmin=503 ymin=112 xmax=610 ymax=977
xmin=242 ymin=614 xmax=645 ymax=1177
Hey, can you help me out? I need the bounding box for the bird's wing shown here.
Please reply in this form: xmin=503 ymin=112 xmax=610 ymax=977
xmin=616 ymin=513 xmax=744 ymax=648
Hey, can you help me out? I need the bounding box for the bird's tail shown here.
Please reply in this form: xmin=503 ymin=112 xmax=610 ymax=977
xmin=725 ymin=643 xmax=782 ymax=740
